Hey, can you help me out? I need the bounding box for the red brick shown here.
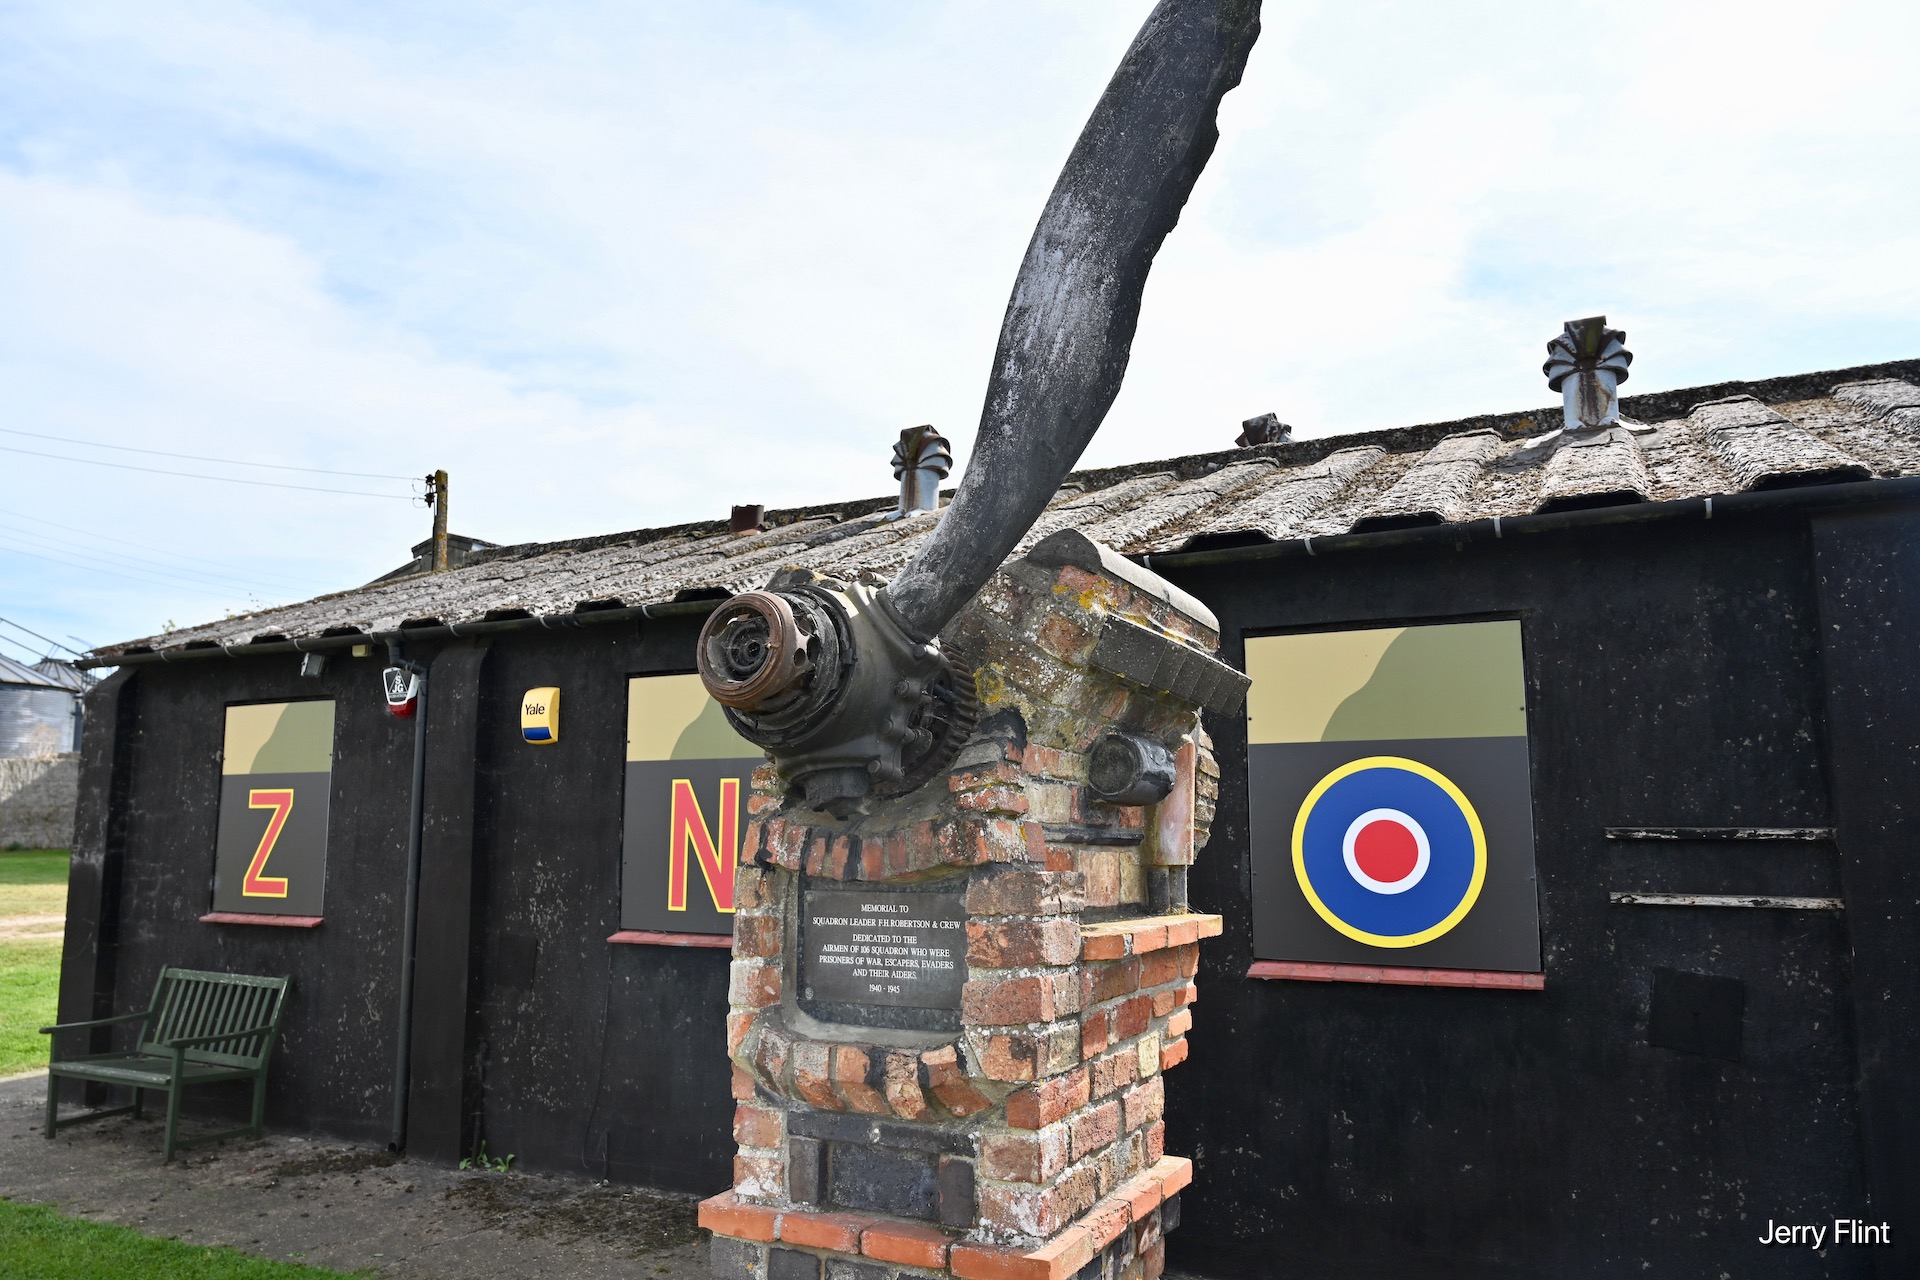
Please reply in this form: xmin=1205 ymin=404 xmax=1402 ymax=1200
xmin=1166 ymin=1008 xmax=1193 ymax=1039
xmin=968 ymin=816 xmax=1032 ymax=865
xmin=950 ymin=1226 xmax=1096 ymax=1280
xmin=1143 ymin=1237 xmax=1166 ymax=1280
xmin=979 ymin=1123 xmax=1070 ymax=1184
xmin=752 ymin=1026 xmax=791 ymax=1091
xmin=1045 ymin=846 xmax=1075 ymax=872
xmin=1114 ymin=994 xmax=1151 ymax=1041
xmin=1081 ymin=1008 xmax=1110 ymax=1058
xmin=1140 ymin=948 xmax=1182 ymax=988
xmin=1149 ymin=989 xmax=1176 ymax=1017
xmin=732 ymin=1102 xmax=782 ymax=1149
xmin=974 ymin=1165 xmax=1096 ymax=1242
xmin=790 ymin=1042 xmax=839 ymax=1111
xmin=1176 ymin=943 xmax=1199 ymax=978
xmin=1080 ymin=932 xmax=1127 ymax=962
xmin=833 ymin=1045 xmax=889 ymax=1115
xmin=729 ymin=959 xmax=781 ymax=1008
xmin=955 ymin=784 xmax=1031 ymax=815
xmin=1126 ymin=922 xmax=1169 ymax=955
xmin=825 ymin=834 xmax=854 ymax=879
xmin=1164 ymin=918 xmax=1201 ymax=947
xmin=746 ymin=791 xmax=780 ymax=816
xmin=730 ymin=1064 xmax=757 ymax=1101
xmin=727 ymin=1012 xmax=754 ymax=1057
xmin=863 ymin=1220 xmax=953 ymax=1269
xmin=1118 ymin=1169 xmax=1163 ymax=1224
xmin=733 ymin=914 xmax=781 ymax=958
xmin=1145 ymin=1119 xmax=1166 ymax=1163
xmin=1195 ymin=916 xmax=1223 ymax=939
xmin=951 ymin=759 xmax=1022 ymax=791
xmin=732 ymin=1152 xmax=783 ymax=1200
xmin=964 ymin=975 xmax=1058 ymax=1025
xmin=969 ymin=918 xmax=1081 ymax=968
xmin=1123 ymin=1077 xmax=1165 ymax=1132
xmin=1080 ymin=1194 xmax=1133 ymax=1251
xmin=1160 ymin=1036 xmax=1190 ymax=1072
xmin=733 ymin=867 xmax=776 ymax=910
xmin=697 ymin=1191 xmax=777 ymax=1243
xmin=1157 ymin=1155 xmax=1194 ymax=1198
xmin=923 ymin=1044 xmax=997 ymax=1117
xmin=1069 ymin=1099 xmax=1121 ymax=1161
xmin=1085 ymin=958 xmax=1140 ymax=1006
xmin=1089 ymin=1044 xmax=1139 ymax=1100
xmin=882 ymin=1050 xmax=929 ymax=1120
xmin=1005 ymin=1066 xmax=1089 ymax=1129
xmin=780 ymin=1208 xmax=874 ymax=1252
xmin=1173 ymin=981 xmax=1197 ymax=1007
xmin=979 ymin=1032 xmax=1039 ymax=1082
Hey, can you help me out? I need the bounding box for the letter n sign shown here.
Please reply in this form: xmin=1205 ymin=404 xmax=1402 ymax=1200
xmin=622 ymin=675 xmax=761 ymax=935
xmin=212 ymin=701 xmax=334 ymax=917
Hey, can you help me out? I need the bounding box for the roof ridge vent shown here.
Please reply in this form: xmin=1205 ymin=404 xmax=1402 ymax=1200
xmin=889 ymin=425 xmax=952 ymax=518
xmin=1544 ymin=316 xmax=1632 ymax=433
xmin=1236 ymin=412 xmax=1292 ymax=447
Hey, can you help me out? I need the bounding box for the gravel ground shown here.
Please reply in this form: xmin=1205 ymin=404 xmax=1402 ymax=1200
xmin=0 ymin=1073 xmax=1212 ymax=1279
xmin=0 ymin=1073 xmax=708 ymax=1278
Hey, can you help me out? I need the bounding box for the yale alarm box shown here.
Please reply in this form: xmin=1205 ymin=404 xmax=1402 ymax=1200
xmin=521 ymin=687 xmax=560 ymax=744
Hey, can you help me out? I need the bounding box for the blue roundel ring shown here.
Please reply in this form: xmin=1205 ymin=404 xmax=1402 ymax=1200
xmin=1291 ymin=756 xmax=1488 ymax=948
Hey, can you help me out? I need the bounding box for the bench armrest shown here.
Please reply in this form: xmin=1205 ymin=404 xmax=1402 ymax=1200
xmin=164 ymin=1021 xmax=280 ymax=1051
xmin=40 ymin=1011 xmax=151 ymax=1035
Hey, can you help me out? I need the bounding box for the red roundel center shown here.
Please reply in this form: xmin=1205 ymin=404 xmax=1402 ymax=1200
xmin=1353 ymin=819 xmax=1421 ymax=884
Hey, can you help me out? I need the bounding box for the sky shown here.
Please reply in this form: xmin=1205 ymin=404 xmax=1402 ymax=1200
xmin=2 ymin=0 xmax=1917 ymax=659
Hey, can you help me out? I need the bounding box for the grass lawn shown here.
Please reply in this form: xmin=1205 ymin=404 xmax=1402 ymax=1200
xmin=1 ymin=847 xmax=67 ymax=1075
xmin=1 ymin=938 xmax=61 ymax=1076
xmin=0 ymin=1200 xmax=362 ymax=1279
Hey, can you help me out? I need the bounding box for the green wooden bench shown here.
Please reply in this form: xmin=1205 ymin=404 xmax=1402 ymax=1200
xmin=41 ymin=967 xmax=291 ymax=1161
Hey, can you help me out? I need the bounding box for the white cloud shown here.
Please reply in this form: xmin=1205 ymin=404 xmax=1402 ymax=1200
xmin=1 ymin=0 xmax=1916 ymax=650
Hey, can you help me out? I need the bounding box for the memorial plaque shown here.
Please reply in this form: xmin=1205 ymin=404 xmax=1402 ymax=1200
xmin=801 ymin=885 xmax=966 ymax=1023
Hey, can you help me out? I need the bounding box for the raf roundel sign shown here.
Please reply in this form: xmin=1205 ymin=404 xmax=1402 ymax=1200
xmin=1292 ymin=756 xmax=1487 ymax=948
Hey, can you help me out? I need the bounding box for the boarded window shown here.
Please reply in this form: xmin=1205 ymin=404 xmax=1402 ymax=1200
xmin=1245 ymin=621 xmax=1541 ymax=974
xmin=621 ymin=674 xmax=760 ymax=936
xmin=213 ymin=700 xmax=335 ymax=917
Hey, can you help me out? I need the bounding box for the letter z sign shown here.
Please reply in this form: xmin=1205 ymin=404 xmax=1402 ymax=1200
xmin=243 ymin=789 xmax=295 ymax=897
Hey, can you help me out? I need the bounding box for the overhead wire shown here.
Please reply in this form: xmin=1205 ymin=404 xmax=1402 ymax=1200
xmin=0 ymin=443 xmax=421 ymax=499
xmin=0 ymin=530 xmax=290 ymax=601
xmin=0 ymin=541 xmax=270 ymax=605
xmin=0 ymin=517 xmax=335 ymax=597
xmin=0 ymin=425 xmax=419 ymax=481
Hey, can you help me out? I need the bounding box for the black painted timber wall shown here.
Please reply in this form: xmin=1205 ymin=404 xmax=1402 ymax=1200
xmin=63 ymin=496 xmax=1918 ymax=1277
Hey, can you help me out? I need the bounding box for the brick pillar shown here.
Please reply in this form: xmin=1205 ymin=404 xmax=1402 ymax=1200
xmin=701 ymin=533 xmax=1242 ymax=1280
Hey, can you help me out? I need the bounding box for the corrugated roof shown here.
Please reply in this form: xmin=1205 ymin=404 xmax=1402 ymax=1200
xmin=0 ymin=654 xmax=75 ymax=690
xmin=98 ymin=360 xmax=1920 ymax=659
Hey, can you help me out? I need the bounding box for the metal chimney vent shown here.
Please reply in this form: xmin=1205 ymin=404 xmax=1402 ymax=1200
xmin=1544 ymin=317 xmax=1632 ymax=432
xmin=729 ymin=504 xmax=765 ymax=536
xmin=890 ymin=425 xmax=952 ymax=518
xmin=1236 ymin=413 xmax=1291 ymax=447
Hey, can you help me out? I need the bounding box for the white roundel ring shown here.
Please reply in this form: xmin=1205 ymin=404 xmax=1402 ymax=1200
xmin=1341 ymin=807 xmax=1431 ymax=895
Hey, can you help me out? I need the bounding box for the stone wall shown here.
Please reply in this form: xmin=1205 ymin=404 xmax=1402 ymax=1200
xmin=0 ymin=753 xmax=78 ymax=849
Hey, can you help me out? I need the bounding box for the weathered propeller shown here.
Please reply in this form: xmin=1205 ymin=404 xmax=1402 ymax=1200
xmin=698 ymin=0 xmax=1263 ymax=815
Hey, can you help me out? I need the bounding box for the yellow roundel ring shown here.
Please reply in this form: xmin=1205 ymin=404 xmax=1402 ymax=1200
xmin=1291 ymin=755 xmax=1488 ymax=948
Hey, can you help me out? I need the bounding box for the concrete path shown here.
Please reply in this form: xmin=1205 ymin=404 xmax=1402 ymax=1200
xmin=0 ymin=1073 xmax=708 ymax=1278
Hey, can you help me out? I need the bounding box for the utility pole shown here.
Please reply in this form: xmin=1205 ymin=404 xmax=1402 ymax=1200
xmin=425 ymin=469 xmax=449 ymax=572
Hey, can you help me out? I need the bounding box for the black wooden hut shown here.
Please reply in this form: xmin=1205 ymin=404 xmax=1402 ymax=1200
xmin=64 ymin=357 xmax=1920 ymax=1278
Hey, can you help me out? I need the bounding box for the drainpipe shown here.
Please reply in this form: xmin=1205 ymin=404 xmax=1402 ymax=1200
xmin=387 ymin=646 xmax=430 ymax=1152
